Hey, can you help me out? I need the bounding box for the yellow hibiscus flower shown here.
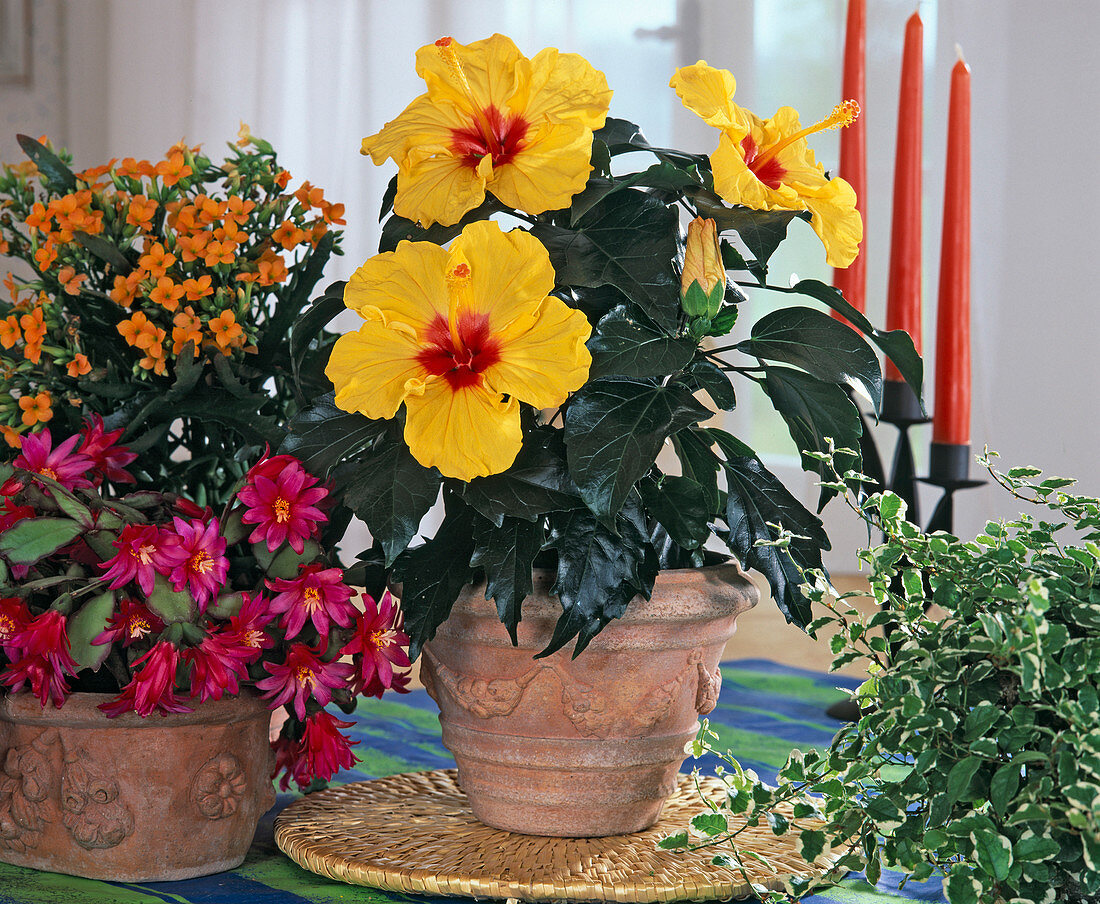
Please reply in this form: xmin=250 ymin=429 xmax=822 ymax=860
xmin=326 ymin=220 xmax=592 ymax=481
xmin=670 ymin=61 xmax=863 ymax=268
xmin=361 ymin=34 xmax=612 ymax=227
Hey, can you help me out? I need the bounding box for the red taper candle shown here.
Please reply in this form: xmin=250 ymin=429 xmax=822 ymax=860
xmin=833 ymin=0 xmax=866 ymax=317
xmin=885 ymin=11 xmax=923 ymax=381
xmin=932 ymin=51 xmax=972 ymax=446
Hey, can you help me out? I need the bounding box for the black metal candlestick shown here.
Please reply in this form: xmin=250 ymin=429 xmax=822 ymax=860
xmin=824 ymin=386 xmax=983 ymax=722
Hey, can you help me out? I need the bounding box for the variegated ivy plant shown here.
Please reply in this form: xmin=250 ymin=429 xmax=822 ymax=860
xmin=667 ymin=450 xmax=1100 ymax=904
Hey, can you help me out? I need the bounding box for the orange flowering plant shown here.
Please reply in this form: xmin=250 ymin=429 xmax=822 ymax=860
xmin=0 ymin=133 xmax=343 ymax=507
xmin=284 ymin=37 xmax=925 ymax=658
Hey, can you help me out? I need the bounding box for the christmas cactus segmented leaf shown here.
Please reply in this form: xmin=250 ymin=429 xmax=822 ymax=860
xmin=0 ymin=517 xmax=84 ymax=565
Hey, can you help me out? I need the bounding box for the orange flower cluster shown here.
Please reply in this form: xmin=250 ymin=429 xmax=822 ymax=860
xmin=0 ymin=135 xmax=343 ymax=443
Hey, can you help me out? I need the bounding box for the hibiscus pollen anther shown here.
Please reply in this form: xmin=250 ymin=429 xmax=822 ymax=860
xmin=754 ymin=100 xmax=861 ymax=170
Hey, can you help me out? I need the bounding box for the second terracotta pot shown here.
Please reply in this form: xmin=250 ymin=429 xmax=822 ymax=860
xmin=420 ymin=563 xmax=757 ymax=837
xmin=0 ymin=691 xmax=276 ymax=881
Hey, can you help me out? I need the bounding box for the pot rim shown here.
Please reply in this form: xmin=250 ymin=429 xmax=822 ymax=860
xmin=0 ymin=688 xmax=270 ymax=727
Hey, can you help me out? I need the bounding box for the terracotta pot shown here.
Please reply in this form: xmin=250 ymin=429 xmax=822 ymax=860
xmin=0 ymin=690 xmax=276 ymax=881
xmin=420 ymin=563 xmax=757 ymax=837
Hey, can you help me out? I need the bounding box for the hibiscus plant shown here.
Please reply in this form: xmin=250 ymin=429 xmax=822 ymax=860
xmin=285 ymin=35 xmax=924 ymax=658
xmin=0 ymin=132 xmax=344 ymax=509
xmin=0 ymin=423 xmax=410 ymax=790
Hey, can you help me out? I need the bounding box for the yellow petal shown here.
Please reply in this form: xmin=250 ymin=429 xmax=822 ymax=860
xmin=344 ymin=241 xmax=450 ymax=333
xmin=800 ymin=176 xmax=863 ymax=268
xmin=360 ymin=95 xmax=462 ymax=166
xmin=487 ymin=121 xmax=595 ymax=216
xmin=415 ymin=34 xmax=523 ymax=114
xmin=392 ymin=147 xmax=488 ymax=228
xmin=450 ymin=220 xmax=557 ymax=331
xmin=516 ymin=47 xmax=612 ymax=129
xmin=404 ymin=378 xmax=522 ymax=480
xmin=670 ymin=62 xmax=746 ymax=134
xmin=326 ymin=323 xmax=425 ymax=421
xmin=487 ymin=296 xmax=592 ymax=409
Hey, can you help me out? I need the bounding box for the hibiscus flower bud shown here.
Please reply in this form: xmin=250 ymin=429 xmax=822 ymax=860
xmin=680 ymin=217 xmax=725 ymax=319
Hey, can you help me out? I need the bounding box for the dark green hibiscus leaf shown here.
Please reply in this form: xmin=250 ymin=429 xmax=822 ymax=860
xmin=462 ymin=428 xmax=580 ymax=526
xmin=760 ymin=365 xmax=863 ymax=510
xmin=570 ymin=163 xmax=700 ymax=226
xmin=595 ymin=117 xmax=651 ymax=153
xmin=676 ymin=359 xmax=736 ymax=411
xmin=379 ymin=195 xmax=504 ymax=253
xmin=693 ymin=189 xmax=810 ymax=274
xmin=741 ymin=306 xmax=883 ymax=413
xmin=342 ymin=425 xmax=441 ymax=566
xmin=565 ymin=377 xmax=710 ymax=524
xmin=789 ymin=279 xmax=924 ymax=409
xmin=639 ymin=475 xmax=711 ymax=550
xmin=281 ymin=391 xmax=388 ymax=477
xmin=587 ymin=304 xmax=696 ymax=380
xmin=542 ymin=493 xmax=658 ymax=658
xmin=470 ymin=515 xmax=546 ymax=644
xmin=17 ymin=134 xmax=76 ymax=192
xmin=721 ymin=454 xmax=829 ymax=628
xmin=532 ymin=189 xmax=680 ymax=332
xmin=289 ymin=282 xmax=346 ymax=396
xmin=672 ymin=428 xmax=723 ymax=515
xmin=393 ymin=503 xmax=476 ymax=660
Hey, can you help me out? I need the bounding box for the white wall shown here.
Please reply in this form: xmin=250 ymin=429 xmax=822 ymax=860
xmin=1 ymin=0 xmax=1095 ymax=571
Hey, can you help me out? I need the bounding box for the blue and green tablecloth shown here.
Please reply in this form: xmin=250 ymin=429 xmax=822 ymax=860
xmin=0 ymin=660 xmax=946 ymax=904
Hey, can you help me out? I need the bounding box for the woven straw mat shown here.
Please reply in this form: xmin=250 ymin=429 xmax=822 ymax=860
xmin=274 ymin=769 xmax=835 ymax=902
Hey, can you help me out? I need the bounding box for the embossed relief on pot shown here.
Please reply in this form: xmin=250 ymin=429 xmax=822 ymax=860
xmin=191 ymin=753 xmax=247 ymax=820
xmin=0 ymin=730 xmax=59 ymax=853
xmin=60 ymin=751 xmax=134 ymax=850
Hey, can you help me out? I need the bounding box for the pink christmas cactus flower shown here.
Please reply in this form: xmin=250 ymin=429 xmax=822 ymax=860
xmin=0 ymin=610 xmax=80 ymax=707
xmin=13 ymin=430 xmax=93 ymax=490
xmin=266 ymin=564 xmax=357 ymax=640
xmin=182 ymin=629 xmax=253 ymax=702
xmin=300 ymin=710 xmax=359 ymax=782
xmin=78 ymin=415 xmax=137 ymax=486
xmin=246 ymin=450 xmax=300 ymax=484
xmin=237 ymin=460 xmax=328 ymax=554
xmin=99 ymin=641 xmax=192 ymax=717
xmin=221 ymin=592 xmax=276 ymax=662
xmin=165 ymin=517 xmax=229 ymax=610
xmin=340 ymin=591 xmax=412 ymax=698
xmin=92 ymin=598 xmax=165 ymax=648
xmin=0 ymin=498 xmax=35 ymax=532
xmin=100 ymin=525 xmax=186 ymax=597
xmin=271 ymin=732 xmax=312 ymax=792
xmin=256 ymin=642 xmax=353 ymax=720
xmin=0 ymin=597 xmax=32 ymax=657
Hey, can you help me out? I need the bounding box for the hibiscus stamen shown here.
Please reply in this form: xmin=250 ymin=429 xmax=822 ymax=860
xmin=752 ymin=100 xmax=860 ymax=170
xmin=445 ymin=262 xmax=471 ymax=354
xmin=435 ymin=37 xmax=504 ymax=163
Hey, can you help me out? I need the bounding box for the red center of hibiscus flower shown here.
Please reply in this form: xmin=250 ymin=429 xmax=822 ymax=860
xmin=741 ymin=134 xmax=786 ymax=191
xmin=190 ymin=550 xmax=213 ymax=574
xmin=274 ymin=497 xmax=291 ymax=523
xmin=450 ymin=104 xmax=530 ymax=171
xmin=417 ymin=311 xmax=502 ymax=390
